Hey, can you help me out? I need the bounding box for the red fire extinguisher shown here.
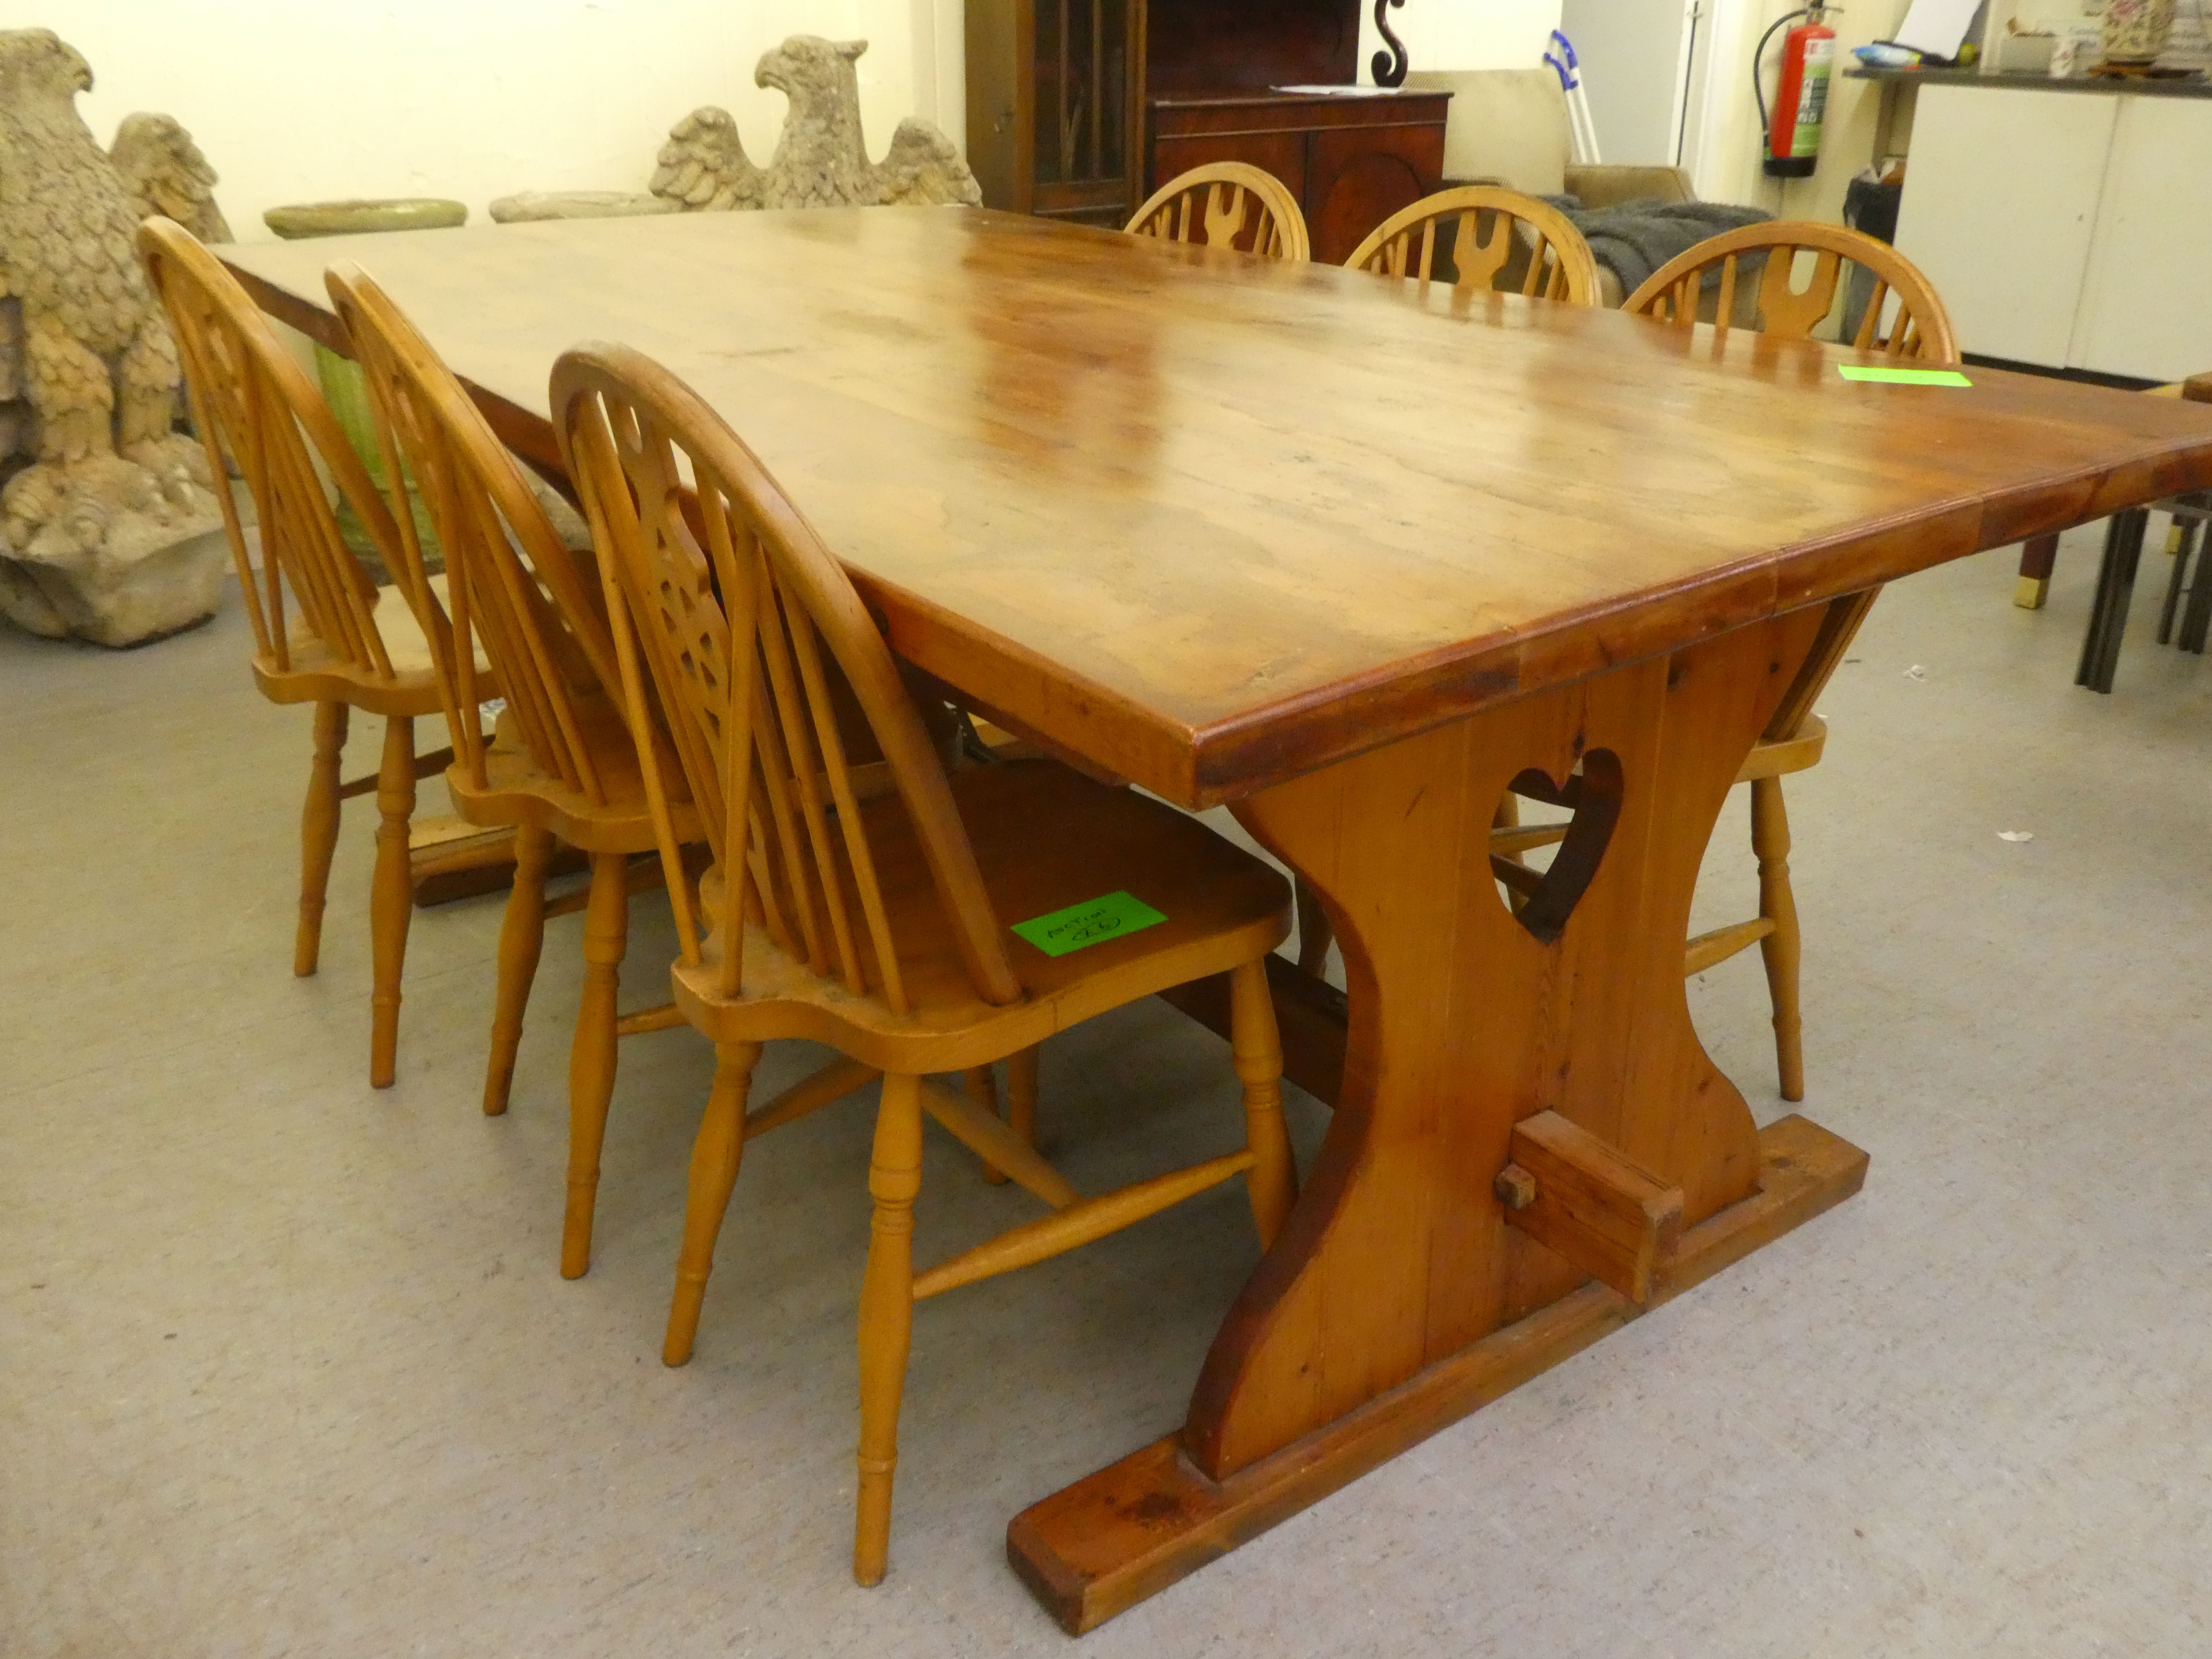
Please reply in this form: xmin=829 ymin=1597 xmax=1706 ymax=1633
xmin=1757 ymin=4 xmax=1837 ymax=178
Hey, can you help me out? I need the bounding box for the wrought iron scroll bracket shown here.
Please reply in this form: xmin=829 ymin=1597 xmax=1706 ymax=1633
xmin=1371 ymin=0 xmax=1410 ymax=88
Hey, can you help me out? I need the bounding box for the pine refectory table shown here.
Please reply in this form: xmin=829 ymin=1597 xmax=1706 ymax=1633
xmin=222 ymin=209 xmax=2212 ymax=1633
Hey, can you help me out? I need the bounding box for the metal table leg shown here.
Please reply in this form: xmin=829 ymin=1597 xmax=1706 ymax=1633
xmin=2182 ymin=522 xmax=2212 ymax=653
xmin=2157 ymin=516 xmax=2197 ymax=646
xmin=2076 ymin=508 xmax=2147 ymax=694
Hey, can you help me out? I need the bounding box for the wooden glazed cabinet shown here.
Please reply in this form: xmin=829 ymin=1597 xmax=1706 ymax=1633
xmin=965 ymin=0 xmax=1448 ymax=258
xmin=965 ymin=0 xmax=1144 ymax=227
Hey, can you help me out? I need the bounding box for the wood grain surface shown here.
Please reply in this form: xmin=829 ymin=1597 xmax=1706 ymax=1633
xmin=220 ymin=206 xmax=2212 ymax=807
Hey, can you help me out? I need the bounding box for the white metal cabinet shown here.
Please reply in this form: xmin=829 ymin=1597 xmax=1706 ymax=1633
xmin=2071 ymin=98 xmax=2212 ymax=381
xmin=1893 ymin=85 xmax=2115 ymax=366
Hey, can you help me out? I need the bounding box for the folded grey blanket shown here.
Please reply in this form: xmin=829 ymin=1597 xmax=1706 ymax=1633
xmin=1541 ymin=196 xmax=1774 ymax=297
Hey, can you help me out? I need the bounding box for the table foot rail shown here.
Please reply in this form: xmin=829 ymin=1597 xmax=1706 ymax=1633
xmin=1006 ymin=1114 xmax=1867 ymax=1636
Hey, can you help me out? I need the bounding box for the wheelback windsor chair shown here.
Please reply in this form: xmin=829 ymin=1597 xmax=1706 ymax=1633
xmin=1613 ymin=219 xmax=1959 ymax=1097
xmin=326 ymin=261 xmax=740 ymax=1276
xmin=1125 ymin=161 xmax=1312 ymax=262
xmin=1344 ymin=184 xmax=1603 ymax=305
xmin=139 ymin=216 xmax=489 ymax=1088
xmin=552 ymin=340 xmax=1302 ymax=1585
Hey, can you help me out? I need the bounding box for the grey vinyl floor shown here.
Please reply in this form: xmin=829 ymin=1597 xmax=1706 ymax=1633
xmin=5 ymin=526 xmax=2208 ymax=1658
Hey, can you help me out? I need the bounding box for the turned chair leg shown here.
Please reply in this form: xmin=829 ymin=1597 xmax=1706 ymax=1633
xmin=1230 ymin=959 xmax=1295 ymax=1247
xmin=483 ymin=824 xmax=553 ymax=1116
xmin=1750 ymin=776 xmax=1805 ymax=1103
xmin=663 ymin=1041 xmax=763 ymax=1365
xmin=965 ymin=1064 xmax=1008 ymax=1184
xmin=562 ymin=851 xmax=631 ymax=1279
xmin=972 ymin=1050 xmax=1043 ymax=1185
xmin=295 ymin=700 xmax=348 ymax=978
xmin=854 ymin=1072 xmax=923 ymax=1588
xmin=1293 ymin=877 xmax=1334 ymax=977
xmin=368 ymin=714 xmax=416 ymax=1088
xmin=1007 ymin=1045 xmax=1040 ymax=1153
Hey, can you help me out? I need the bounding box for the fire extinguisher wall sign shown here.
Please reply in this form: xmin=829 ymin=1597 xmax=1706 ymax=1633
xmin=1761 ymin=5 xmax=1836 ymax=178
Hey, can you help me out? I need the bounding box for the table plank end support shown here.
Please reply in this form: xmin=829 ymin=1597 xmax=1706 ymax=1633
xmin=1005 ymin=1113 xmax=1867 ymax=1636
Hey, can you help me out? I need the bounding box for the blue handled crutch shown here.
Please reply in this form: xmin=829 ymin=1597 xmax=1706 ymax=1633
xmin=1544 ymin=30 xmax=1603 ymax=164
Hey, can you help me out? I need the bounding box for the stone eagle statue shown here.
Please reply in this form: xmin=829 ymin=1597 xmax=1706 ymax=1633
xmin=0 ymin=28 xmax=229 ymax=646
xmin=651 ymin=36 xmax=981 ymax=211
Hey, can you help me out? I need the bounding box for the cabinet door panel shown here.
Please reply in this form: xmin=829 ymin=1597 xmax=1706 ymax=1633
xmin=1150 ymin=131 xmax=1311 ymax=205
xmin=2071 ymin=98 xmax=2212 ymax=380
xmin=1307 ymin=125 xmax=1441 ymax=265
xmin=965 ymin=0 xmax=1033 ymax=211
xmin=1894 ymin=86 xmax=2114 ymax=367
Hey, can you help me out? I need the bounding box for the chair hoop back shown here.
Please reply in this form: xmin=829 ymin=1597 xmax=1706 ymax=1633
xmin=326 ymin=262 xmax=622 ymax=801
xmin=1622 ymin=221 xmax=1953 ymax=744
xmin=1125 ymin=163 xmax=1312 ymax=263
xmin=1622 ymin=220 xmax=1959 ymax=363
xmin=550 ymin=342 xmax=1024 ymax=1016
xmin=136 ymin=217 xmax=403 ymax=679
xmin=1344 ymin=186 xmax=1602 ymax=306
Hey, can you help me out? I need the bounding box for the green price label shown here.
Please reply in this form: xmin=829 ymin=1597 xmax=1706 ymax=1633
xmin=1011 ymin=890 xmax=1167 ymax=957
xmin=1838 ymin=366 xmax=1973 ymax=387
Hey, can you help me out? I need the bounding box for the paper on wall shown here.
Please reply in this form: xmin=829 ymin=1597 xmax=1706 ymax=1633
xmin=1892 ymin=0 xmax=1986 ymax=55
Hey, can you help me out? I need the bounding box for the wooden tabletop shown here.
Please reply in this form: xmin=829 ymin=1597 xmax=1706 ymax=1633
xmin=221 ymin=207 xmax=2212 ymax=807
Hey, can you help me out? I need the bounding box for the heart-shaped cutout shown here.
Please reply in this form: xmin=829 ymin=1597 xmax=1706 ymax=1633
xmin=1491 ymin=749 xmax=1623 ymax=944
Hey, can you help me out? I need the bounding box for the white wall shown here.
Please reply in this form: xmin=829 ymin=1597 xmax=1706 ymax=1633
xmin=1360 ymin=0 xmax=1566 ymax=78
xmin=63 ymin=0 xmax=959 ymax=240
xmin=60 ymin=0 xmax=1552 ymax=241
xmin=1692 ymin=0 xmax=1898 ymax=221
xmin=1354 ymin=0 xmax=1871 ymax=214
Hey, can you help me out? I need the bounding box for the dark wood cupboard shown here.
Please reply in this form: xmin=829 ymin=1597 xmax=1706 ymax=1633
xmin=965 ymin=0 xmax=1449 ymax=263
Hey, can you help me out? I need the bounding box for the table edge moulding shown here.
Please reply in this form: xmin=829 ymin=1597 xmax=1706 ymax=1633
xmin=222 ymin=212 xmax=2212 ymax=814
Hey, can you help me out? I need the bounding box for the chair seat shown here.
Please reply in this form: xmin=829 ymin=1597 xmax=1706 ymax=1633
xmin=675 ymin=759 xmax=1292 ymax=1071
xmin=252 ymin=572 xmax=488 ymax=715
xmin=1737 ymin=713 xmax=1826 ymax=783
xmin=449 ymin=699 xmax=702 ymax=854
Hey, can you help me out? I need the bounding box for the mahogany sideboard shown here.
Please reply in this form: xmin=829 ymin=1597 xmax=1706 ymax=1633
xmin=965 ymin=0 xmax=1449 ymax=262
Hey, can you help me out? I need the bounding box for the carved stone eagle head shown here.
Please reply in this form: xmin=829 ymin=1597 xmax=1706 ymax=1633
xmin=754 ymin=35 xmax=867 ymax=106
xmin=0 ymin=28 xmax=94 ymax=103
